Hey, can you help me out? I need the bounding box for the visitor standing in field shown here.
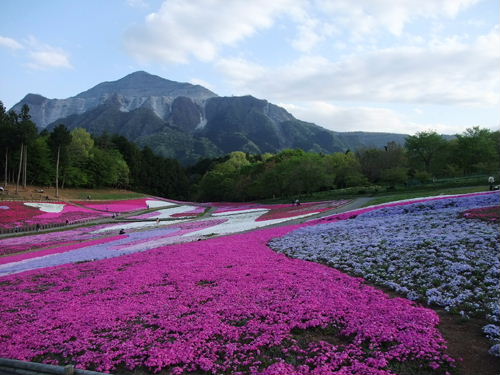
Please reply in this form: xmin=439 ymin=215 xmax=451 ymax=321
xmin=488 ymin=176 xmax=495 ymax=190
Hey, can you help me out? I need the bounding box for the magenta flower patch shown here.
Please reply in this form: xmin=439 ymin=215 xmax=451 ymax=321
xmin=74 ymin=198 xmax=174 ymax=213
xmin=0 ymin=224 xmax=453 ymax=374
xmin=462 ymin=205 xmax=499 ymax=222
xmin=0 ymin=201 xmax=109 ymax=229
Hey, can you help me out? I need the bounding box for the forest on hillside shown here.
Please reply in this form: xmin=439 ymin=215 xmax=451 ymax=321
xmin=1 ymin=101 xmax=499 ymax=201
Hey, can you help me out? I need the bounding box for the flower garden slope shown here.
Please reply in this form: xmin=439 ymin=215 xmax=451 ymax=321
xmin=0 ymin=201 xmax=109 ymax=229
xmin=0 ymin=225 xmax=454 ymax=374
xmin=270 ymin=192 xmax=500 ymax=355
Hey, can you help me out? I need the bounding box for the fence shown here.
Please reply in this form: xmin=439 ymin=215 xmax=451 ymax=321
xmin=0 ymin=358 xmax=109 ymax=375
xmin=0 ymin=218 xmax=100 ymax=236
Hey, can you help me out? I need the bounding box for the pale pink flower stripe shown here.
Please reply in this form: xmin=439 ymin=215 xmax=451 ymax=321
xmin=74 ymin=198 xmax=155 ymax=213
xmin=256 ymin=201 xmax=349 ymax=222
xmin=0 ymin=235 xmax=125 ymax=265
xmin=210 ymin=200 xmax=348 ymax=214
xmin=170 ymin=206 xmax=205 ymax=217
xmin=111 ymin=219 xmax=227 ymax=251
xmin=0 ymin=224 xmax=113 ymax=256
xmin=130 ymin=206 xmax=205 ymax=220
xmin=0 ymin=223 xmax=453 ymax=374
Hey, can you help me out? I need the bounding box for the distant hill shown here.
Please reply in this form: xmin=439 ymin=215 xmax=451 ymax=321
xmin=12 ymin=71 xmax=410 ymax=164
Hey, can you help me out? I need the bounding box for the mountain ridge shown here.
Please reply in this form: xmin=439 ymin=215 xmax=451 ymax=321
xmin=11 ymin=71 xmax=410 ymax=165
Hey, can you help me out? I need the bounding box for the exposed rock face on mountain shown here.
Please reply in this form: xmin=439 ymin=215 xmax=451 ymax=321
xmin=12 ymin=71 xmax=409 ymax=165
xmin=11 ymin=71 xmax=217 ymax=128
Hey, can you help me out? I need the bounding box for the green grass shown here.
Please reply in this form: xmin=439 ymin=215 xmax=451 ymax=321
xmin=74 ymin=192 xmax=146 ymax=200
xmin=256 ymin=183 xmax=492 ymax=206
xmin=365 ymin=186 xmax=489 ymax=206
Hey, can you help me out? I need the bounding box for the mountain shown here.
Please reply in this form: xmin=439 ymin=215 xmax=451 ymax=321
xmin=11 ymin=71 xmax=409 ymax=164
xmin=11 ymin=71 xmax=217 ymax=128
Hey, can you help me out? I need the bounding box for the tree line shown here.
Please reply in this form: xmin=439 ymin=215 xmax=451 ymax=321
xmin=1 ymin=101 xmax=498 ymax=202
xmin=189 ymin=127 xmax=499 ymax=201
xmin=0 ymin=102 xmax=188 ymax=199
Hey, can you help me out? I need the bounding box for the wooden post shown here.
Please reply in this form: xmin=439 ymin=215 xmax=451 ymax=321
xmin=4 ymin=147 xmax=7 ymax=188
xmin=16 ymin=144 xmax=23 ymax=194
xmin=23 ymin=144 xmax=27 ymax=189
xmin=55 ymin=146 xmax=60 ymax=198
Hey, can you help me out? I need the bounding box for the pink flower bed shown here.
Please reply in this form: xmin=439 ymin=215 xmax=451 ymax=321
xmin=170 ymin=206 xmax=206 ymax=217
xmin=0 ymin=224 xmax=112 ymax=257
xmin=256 ymin=200 xmax=349 ymax=221
xmin=0 ymin=224 xmax=453 ymax=374
xmin=74 ymin=198 xmax=166 ymax=213
xmin=130 ymin=206 xmax=205 ymax=219
xmin=209 ymin=200 xmax=349 ymax=217
xmin=462 ymin=205 xmax=499 ymax=222
xmin=111 ymin=219 xmax=227 ymax=251
xmin=0 ymin=236 xmax=124 ymax=265
xmin=0 ymin=201 xmax=108 ymax=229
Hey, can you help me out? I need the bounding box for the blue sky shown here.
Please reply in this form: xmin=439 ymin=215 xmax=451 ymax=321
xmin=0 ymin=0 xmax=498 ymax=134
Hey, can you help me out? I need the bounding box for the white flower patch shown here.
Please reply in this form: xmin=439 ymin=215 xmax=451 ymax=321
xmin=24 ymin=202 xmax=65 ymax=213
xmin=211 ymin=208 xmax=268 ymax=217
xmin=92 ymin=219 xmax=189 ymax=233
xmin=185 ymin=210 xmax=316 ymax=237
xmin=146 ymin=199 xmax=177 ymax=208
xmin=146 ymin=205 xmax=199 ymax=218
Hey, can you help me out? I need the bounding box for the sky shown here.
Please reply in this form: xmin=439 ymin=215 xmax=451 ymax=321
xmin=0 ymin=0 xmax=498 ymax=135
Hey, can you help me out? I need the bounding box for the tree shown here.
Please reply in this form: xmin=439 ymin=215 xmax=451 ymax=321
xmin=358 ymin=142 xmax=407 ymax=183
xmin=65 ymin=128 xmax=94 ymax=187
xmin=16 ymin=105 xmax=38 ymax=190
xmin=325 ymin=152 xmax=367 ymax=188
xmin=48 ymin=124 xmax=72 ymax=197
xmin=29 ymin=136 xmax=53 ymax=185
xmin=452 ymin=127 xmax=499 ymax=175
xmin=0 ymin=101 xmax=15 ymax=188
xmin=88 ymin=148 xmax=129 ymax=187
xmin=405 ymin=131 xmax=447 ymax=175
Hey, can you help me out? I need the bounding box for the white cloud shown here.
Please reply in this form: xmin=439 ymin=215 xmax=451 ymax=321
xmin=25 ymin=37 xmax=73 ymax=70
xmin=280 ymin=101 xmax=460 ymax=134
xmin=126 ymin=0 xmax=148 ymax=8
xmin=0 ymin=35 xmax=23 ymax=50
xmin=218 ymin=27 xmax=500 ymax=106
xmin=125 ymin=0 xmax=294 ymax=63
xmin=124 ymin=0 xmax=481 ymax=62
xmin=318 ymin=0 xmax=480 ymax=37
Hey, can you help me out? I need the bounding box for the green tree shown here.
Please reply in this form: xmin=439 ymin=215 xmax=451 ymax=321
xmin=48 ymin=124 xmax=72 ymax=197
xmin=88 ymin=148 xmax=129 ymax=188
xmin=325 ymin=152 xmax=367 ymax=188
xmin=0 ymin=101 xmax=16 ymax=188
xmin=405 ymin=131 xmax=447 ymax=175
xmin=12 ymin=105 xmax=38 ymax=193
xmin=65 ymin=128 xmax=95 ymax=186
xmin=29 ymin=136 xmax=53 ymax=186
xmin=452 ymin=127 xmax=499 ymax=175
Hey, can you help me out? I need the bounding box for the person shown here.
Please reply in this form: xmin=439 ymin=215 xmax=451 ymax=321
xmin=156 ymin=217 xmax=160 ymax=225
xmin=119 ymin=228 xmax=125 ymax=235
xmin=294 ymin=199 xmax=300 ymax=206
xmin=488 ymin=176 xmax=495 ymax=191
